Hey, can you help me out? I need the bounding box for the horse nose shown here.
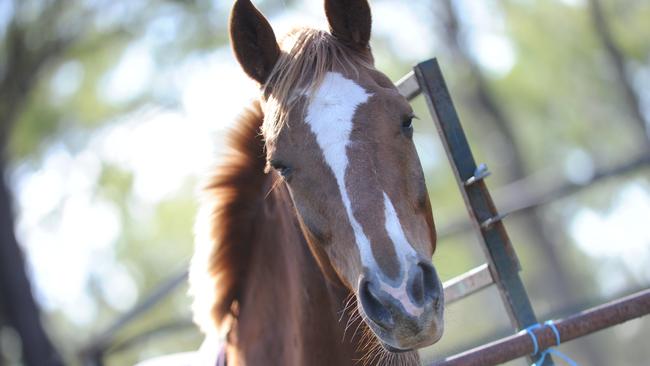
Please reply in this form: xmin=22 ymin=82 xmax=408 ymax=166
xmin=358 ymin=262 xmax=442 ymax=329
xmin=410 ymin=261 xmax=442 ymax=309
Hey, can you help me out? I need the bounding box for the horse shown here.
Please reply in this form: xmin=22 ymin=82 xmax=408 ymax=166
xmin=189 ymin=1 xmax=444 ymax=365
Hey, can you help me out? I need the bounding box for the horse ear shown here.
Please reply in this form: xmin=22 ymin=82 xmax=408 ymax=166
xmin=229 ymin=0 xmax=280 ymax=84
xmin=324 ymin=0 xmax=372 ymax=50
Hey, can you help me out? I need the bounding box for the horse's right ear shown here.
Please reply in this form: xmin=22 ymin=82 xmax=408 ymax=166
xmin=229 ymin=0 xmax=280 ymax=84
xmin=325 ymin=0 xmax=372 ymax=50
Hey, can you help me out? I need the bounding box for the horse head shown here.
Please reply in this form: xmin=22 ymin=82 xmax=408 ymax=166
xmin=229 ymin=0 xmax=444 ymax=352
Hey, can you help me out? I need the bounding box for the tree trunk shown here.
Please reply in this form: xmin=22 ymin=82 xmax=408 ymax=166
xmin=0 ymin=156 xmax=65 ymax=366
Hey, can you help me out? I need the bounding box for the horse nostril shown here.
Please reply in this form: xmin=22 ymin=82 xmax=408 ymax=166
xmin=359 ymin=278 xmax=394 ymax=330
xmin=409 ymin=264 xmax=425 ymax=305
xmin=418 ymin=261 xmax=442 ymax=307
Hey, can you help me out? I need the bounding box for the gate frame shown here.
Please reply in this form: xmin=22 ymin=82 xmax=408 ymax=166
xmin=398 ymin=57 xmax=650 ymax=366
xmin=397 ymin=58 xmax=553 ymax=365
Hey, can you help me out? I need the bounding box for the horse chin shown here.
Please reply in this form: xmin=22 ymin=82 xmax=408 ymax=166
xmin=362 ymin=313 xmax=444 ymax=353
xmin=374 ymin=330 xmax=443 ymax=354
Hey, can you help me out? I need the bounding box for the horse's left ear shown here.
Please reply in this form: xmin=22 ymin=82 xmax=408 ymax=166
xmin=324 ymin=0 xmax=372 ymax=50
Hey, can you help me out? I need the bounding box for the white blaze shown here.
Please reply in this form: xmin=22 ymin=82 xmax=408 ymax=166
xmin=305 ymin=71 xmax=423 ymax=315
xmin=381 ymin=192 xmax=422 ymax=316
xmin=383 ymin=192 xmax=417 ymax=269
xmin=305 ymin=72 xmax=377 ymax=269
xmin=305 ymin=72 xmax=418 ymax=272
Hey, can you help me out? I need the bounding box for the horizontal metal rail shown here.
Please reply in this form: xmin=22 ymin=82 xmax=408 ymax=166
xmin=431 ymin=288 xmax=650 ymax=366
xmin=396 ymin=70 xmax=420 ymax=100
xmin=443 ymin=264 xmax=494 ymax=305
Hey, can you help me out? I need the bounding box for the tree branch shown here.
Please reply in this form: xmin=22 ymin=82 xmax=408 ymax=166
xmin=0 ymin=2 xmax=90 ymax=365
xmin=587 ymin=0 xmax=650 ymax=150
xmin=438 ymin=152 xmax=650 ymax=238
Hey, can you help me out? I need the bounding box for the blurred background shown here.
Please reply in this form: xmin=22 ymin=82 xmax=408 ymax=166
xmin=0 ymin=0 xmax=649 ymax=365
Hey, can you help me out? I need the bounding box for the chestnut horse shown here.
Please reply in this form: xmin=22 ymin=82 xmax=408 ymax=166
xmin=189 ymin=1 xmax=444 ymax=365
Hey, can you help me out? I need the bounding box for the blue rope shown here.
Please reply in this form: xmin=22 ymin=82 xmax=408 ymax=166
xmin=522 ymin=321 xmax=578 ymax=366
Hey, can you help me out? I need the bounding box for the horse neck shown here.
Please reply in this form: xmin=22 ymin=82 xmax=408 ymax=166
xmin=226 ymin=178 xmax=363 ymax=365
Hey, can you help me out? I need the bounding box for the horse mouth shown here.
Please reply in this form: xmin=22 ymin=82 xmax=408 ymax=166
xmin=357 ymin=290 xmax=445 ymax=354
xmin=362 ymin=310 xmax=445 ymax=354
xmin=380 ymin=342 xmax=412 ymax=353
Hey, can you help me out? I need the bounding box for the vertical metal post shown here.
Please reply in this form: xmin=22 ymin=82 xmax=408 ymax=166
xmin=413 ymin=58 xmax=553 ymax=365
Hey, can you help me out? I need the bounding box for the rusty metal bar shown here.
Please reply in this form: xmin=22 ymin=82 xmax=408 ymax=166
xmin=443 ymin=264 xmax=494 ymax=305
xmin=431 ymin=288 xmax=650 ymax=366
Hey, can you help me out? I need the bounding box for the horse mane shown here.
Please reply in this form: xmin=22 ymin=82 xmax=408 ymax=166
xmin=261 ymin=27 xmax=373 ymax=146
xmin=189 ymin=100 xmax=267 ymax=334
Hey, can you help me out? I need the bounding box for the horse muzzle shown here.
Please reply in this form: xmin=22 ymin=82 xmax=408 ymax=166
xmin=357 ymin=260 xmax=444 ymax=351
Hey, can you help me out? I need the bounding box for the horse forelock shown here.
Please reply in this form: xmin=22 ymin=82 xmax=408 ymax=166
xmin=260 ymin=27 xmax=373 ymax=148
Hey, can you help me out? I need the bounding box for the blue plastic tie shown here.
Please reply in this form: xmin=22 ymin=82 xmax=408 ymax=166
xmin=545 ymin=320 xmax=561 ymax=346
xmin=524 ymin=324 xmax=542 ymax=355
xmin=522 ymin=321 xmax=578 ymax=366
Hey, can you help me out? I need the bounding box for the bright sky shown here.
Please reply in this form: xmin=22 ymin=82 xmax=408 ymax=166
xmin=9 ymin=0 xmax=650 ymax=327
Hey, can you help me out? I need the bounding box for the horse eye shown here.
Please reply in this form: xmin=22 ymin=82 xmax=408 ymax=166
xmin=401 ymin=115 xmax=415 ymax=137
xmin=270 ymin=160 xmax=292 ymax=177
xmin=402 ymin=118 xmax=413 ymax=129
